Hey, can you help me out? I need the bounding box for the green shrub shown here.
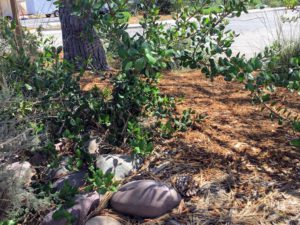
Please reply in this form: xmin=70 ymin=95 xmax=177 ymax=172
xmin=86 ymin=166 xmax=118 ymax=194
xmin=283 ymin=0 xmax=298 ymax=8
xmin=1 ymin=0 xmax=299 ymax=223
xmin=266 ymin=41 xmax=300 ymax=87
xmin=140 ymin=0 xmax=174 ymax=14
xmin=156 ymin=0 xmax=173 ymax=14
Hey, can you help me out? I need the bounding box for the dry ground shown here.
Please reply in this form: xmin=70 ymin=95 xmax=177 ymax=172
xmin=129 ymin=14 xmax=173 ymax=24
xmin=80 ymin=70 xmax=300 ymax=225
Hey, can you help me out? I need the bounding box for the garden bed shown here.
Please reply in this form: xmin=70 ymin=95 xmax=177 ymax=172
xmin=79 ymin=69 xmax=300 ymax=224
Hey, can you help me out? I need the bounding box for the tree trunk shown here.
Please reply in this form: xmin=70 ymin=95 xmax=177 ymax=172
xmin=59 ymin=1 xmax=108 ymax=70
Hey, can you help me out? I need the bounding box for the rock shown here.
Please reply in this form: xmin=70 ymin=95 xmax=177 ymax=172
xmin=85 ymin=216 xmax=121 ymax=225
xmin=52 ymin=171 xmax=86 ymax=191
xmin=42 ymin=191 xmax=100 ymax=225
xmin=87 ymin=139 xmax=100 ymax=155
xmin=96 ymin=154 xmax=142 ymax=181
xmin=168 ymin=220 xmax=182 ymax=225
xmin=52 ymin=166 xmax=70 ymax=180
xmin=233 ymin=142 xmax=248 ymax=152
xmin=233 ymin=142 xmax=261 ymax=156
xmin=6 ymin=161 xmax=35 ymax=186
xmin=50 ymin=157 xmax=71 ymax=180
xmin=110 ymin=180 xmax=181 ymax=218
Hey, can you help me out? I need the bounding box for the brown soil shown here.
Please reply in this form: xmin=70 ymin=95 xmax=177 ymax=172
xmin=79 ymin=72 xmax=112 ymax=91
xmin=129 ymin=14 xmax=173 ymax=24
xmin=80 ymin=70 xmax=300 ymax=224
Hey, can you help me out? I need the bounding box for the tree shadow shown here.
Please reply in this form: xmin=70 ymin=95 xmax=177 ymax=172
xmin=156 ymin=71 xmax=300 ymax=200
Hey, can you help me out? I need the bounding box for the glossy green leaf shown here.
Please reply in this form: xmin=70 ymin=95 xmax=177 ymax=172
xmin=135 ymin=58 xmax=146 ymax=71
xmin=290 ymin=138 xmax=300 ymax=147
xmin=145 ymin=53 xmax=157 ymax=65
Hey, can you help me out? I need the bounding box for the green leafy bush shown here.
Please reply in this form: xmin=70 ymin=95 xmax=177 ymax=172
xmin=204 ymin=35 xmax=300 ymax=147
xmin=66 ymin=0 xmax=251 ymax=153
xmin=86 ymin=166 xmax=118 ymax=194
xmin=283 ymin=0 xmax=298 ymax=8
xmin=266 ymin=41 xmax=300 ymax=87
xmin=0 ymin=18 xmax=108 ymax=221
xmin=156 ymin=0 xmax=173 ymax=14
xmin=2 ymin=0 xmax=300 ymax=222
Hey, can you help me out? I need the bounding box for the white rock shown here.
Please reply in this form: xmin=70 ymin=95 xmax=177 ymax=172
xmin=96 ymin=154 xmax=142 ymax=181
xmin=85 ymin=216 xmax=121 ymax=225
xmin=87 ymin=139 xmax=100 ymax=155
xmin=6 ymin=161 xmax=35 ymax=186
xmin=50 ymin=157 xmax=71 ymax=180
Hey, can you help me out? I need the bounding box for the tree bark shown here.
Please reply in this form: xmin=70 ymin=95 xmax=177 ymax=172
xmin=59 ymin=1 xmax=108 ymax=70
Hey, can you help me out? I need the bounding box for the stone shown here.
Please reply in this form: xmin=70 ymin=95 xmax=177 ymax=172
xmin=96 ymin=154 xmax=142 ymax=181
xmin=52 ymin=166 xmax=70 ymax=180
xmin=6 ymin=161 xmax=35 ymax=186
xmin=85 ymin=216 xmax=121 ymax=225
xmin=110 ymin=180 xmax=181 ymax=218
xmin=52 ymin=171 xmax=86 ymax=191
xmin=42 ymin=191 xmax=100 ymax=225
xmin=233 ymin=142 xmax=248 ymax=152
xmin=87 ymin=139 xmax=100 ymax=155
xmin=50 ymin=157 xmax=71 ymax=180
xmin=233 ymin=142 xmax=261 ymax=156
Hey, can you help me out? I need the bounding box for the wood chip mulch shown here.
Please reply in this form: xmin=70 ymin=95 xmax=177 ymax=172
xmin=81 ymin=69 xmax=300 ymax=225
